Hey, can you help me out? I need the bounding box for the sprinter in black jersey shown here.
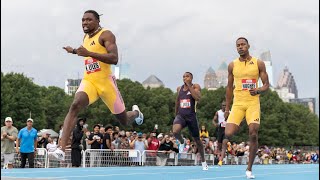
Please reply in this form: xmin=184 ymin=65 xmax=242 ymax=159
xmin=172 ymin=72 xmax=208 ymax=171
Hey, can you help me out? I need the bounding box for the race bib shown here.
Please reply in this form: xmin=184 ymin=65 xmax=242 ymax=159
xmin=180 ymin=99 xmax=191 ymax=108
xmin=85 ymin=58 xmax=101 ymax=74
xmin=242 ymin=79 xmax=257 ymax=90
xmin=221 ymin=121 xmax=226 ymax=128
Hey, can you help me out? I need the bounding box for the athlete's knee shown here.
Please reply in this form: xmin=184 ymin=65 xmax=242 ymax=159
xmin=193 ymin=137 xmax=200 ymax=142
xmin=249 ymin=131 xmax=258 ymax=141
xmin=224 ymin=132 xmax=234 ymax=139
xmin=172 ymin=125 xmax=182 ymax=135
xmin=172 ymin=131 xmax=179 ymax=137
xmin=222 ymin=134 xmax=232 ymax=143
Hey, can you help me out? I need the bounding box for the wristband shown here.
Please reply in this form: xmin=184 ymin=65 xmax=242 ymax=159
xmin=72 ymin=49 xmax=77 ymax=54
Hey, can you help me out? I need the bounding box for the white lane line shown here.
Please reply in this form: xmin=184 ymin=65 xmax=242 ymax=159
xmin=2 ymin=165 xmax=317 ymax=174
xmin=187 ymin=170 xmax=318 ymax=180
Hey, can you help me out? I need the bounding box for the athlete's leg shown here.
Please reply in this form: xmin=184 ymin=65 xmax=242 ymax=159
xmin=101 ymin=75 xmax=142 ymax=126
xmin=186 ymin=115 xmax=206 ymax=163
xmin=60 ymin=79 xmax=99 ymax=151
xmin=245 ymin=103 xmax=260 ymax=172
xmin=193 ymin=136 xmax=206 ymax=162
xmin=247 ymin=123 xmax=259 ymax=171
xmin=219 ymin=123 xmax=239 ymax=161
xmin=172 ymin=115 xmax=186 ymax=144
xmin=60 ymin=92 xmax=89 ymax=151
xmin=219 ymin=105 xmax=245 ymax=164
xmin=114 ymin=111 xmax=138 ymax=126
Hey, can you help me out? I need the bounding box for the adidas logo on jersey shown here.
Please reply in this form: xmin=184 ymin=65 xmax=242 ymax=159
xmin=90 ymin=41 xmax=95 ymax=46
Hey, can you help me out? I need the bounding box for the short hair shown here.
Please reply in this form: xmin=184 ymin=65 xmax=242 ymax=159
xmin=236 ymin=37 xmax=249 ymax=44
xmin=93 ymin=124 xmax=101 ymax=129
xmin=105 ymin=124 xmax=113 ymax=131
xmin=185 ymin=72 xmax=193 ymax=78
xmin=84 ymin=10 xmax=102 ymax=21
xmin=78 ymin=117 xmax=86 ymax=122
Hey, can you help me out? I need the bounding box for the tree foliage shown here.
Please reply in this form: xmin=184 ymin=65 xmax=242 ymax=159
xmin=1 ymin=72 xmax=318 ymax=146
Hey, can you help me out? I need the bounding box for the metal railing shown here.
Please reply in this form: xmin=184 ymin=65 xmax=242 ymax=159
xmin=3 ymin=148 xmax=318 ymax=168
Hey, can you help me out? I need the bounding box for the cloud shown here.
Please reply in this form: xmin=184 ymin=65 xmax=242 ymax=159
xmin=1 ymin=0 xmax=318 ymax=99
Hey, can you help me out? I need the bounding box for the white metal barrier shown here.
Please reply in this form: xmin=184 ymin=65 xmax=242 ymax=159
xmin=141 ymin=150 xmax=177 ymax=166
xmin=12 ymin=148 xmax=48 ymax=168
xmin=83 ymin=149 xmax=142 ymax=167
xmin=47 ymin=149 xmax=85 ymax=168
xmin=7 ymin=148 xmax=303 ymax=168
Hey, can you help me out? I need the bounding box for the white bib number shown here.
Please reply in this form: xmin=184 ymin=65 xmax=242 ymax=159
xmin=180 ymin=99 xmax=191 ymax=108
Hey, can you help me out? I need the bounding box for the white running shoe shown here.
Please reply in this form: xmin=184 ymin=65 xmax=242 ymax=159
xmin=53 ymin=148 xmax=65 ymax=161
xmin=132 ymin=105 xmax=144 ymax=125
xmin=202 ymin=162 xmax=208 ymax=171
xmin=246 ymin=170 xmax=255 ymax=179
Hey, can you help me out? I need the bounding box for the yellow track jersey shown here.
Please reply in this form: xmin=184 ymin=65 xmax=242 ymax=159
xmin=233 ymin=57 xmax=260 ymax=104
xmin=82 ymin=29 xmax=112 ymax=80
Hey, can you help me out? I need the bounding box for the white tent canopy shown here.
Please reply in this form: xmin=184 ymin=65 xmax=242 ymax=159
xmin=37 ymin=129 xmax=59 ymax=138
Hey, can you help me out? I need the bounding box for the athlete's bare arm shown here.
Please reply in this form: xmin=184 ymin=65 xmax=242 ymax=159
xmin=257 ymin=60 xmax=270 ymax=92
xmin=225 ymin=62 xmax=234 ymax=118
xmin=187 ymin=84 xmax=201 ymax=101
xmin=175 ymin=86 xmax=181 ymax=116
xmin=213 ymin=111 xmax=219 ymax=127
xmin=249 ymin=60 xmax=270 ymax=96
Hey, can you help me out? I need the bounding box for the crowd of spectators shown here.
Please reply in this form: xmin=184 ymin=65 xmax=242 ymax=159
xmin=1 ymin=117 xmax=319 ymax=169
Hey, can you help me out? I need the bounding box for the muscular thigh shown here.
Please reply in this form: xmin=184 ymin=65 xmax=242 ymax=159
xmin=76 ymin=79 xmax=99 ymax=105
xmin=185 ymin=115 xmax=200 ymax=138
xmin=227 ymin=104 xmax=246 ymax=126
xmin=97 ymin=75 xmax=125 ymax=114
xmin=245 ymin=103 xmax=260 ymax=125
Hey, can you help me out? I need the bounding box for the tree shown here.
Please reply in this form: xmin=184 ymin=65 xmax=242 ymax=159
xmin=1 ymin=72 xmax=318 ymax=146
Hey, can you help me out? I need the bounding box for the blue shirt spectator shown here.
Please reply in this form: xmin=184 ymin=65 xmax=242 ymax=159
xmin=18 ymin=126 xmax=37 ymax=153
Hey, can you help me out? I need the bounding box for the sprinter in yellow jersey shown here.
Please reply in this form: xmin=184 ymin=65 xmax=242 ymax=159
xmin=57 ymin=10 xmax=143 ymax=160
xmin=218 ymin=37 xmax=269 ymax=179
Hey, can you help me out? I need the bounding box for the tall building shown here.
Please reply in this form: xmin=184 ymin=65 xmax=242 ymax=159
xmin=65 ymin=79 xmax=81 ymax=95
xmin=142 ymin=75 xmax=164 ymax=88
xmin=204 ymin=67 xmax=218 ymax=90
xmin=111 ymin=62 xmax=131 ymax=80
xmin=258 ymin=51 xmax=274 ymax=87
xmin=275 ymin=66 xmax=298 ymax=102
xmin=289 ymin=98 xmax=316 ymax=114
xmin=317 ymin=93 xmax=319 ymax=116
xmin=215 ymin=61 xmax=228 ymax=87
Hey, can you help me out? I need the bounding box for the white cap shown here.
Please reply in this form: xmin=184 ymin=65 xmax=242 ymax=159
xmin=27 ymin=118 xmax=34 ymax=122
xmin=5 ymin=117 xmax=13 ymax=122
xmin=157 ymin=134 xmax=163 ymax=138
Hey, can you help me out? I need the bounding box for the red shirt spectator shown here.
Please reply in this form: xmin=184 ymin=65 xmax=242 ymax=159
xmin=148 ymin=133 xmax=160 ymax=151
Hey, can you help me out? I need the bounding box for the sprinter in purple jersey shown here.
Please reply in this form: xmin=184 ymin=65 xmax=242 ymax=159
xmin=172 ymin=72 xmax=208 ymax=171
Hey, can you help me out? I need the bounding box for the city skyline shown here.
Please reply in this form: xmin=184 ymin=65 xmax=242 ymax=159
xmin=1 ymin=0 xmax=318 ymax=100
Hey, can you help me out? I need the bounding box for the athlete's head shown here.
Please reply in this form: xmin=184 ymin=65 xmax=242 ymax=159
xmin=221 ymin=101 xmax=226 ymax=111
xmin=82 ymin=10 xmax=101 ymax=33
xmin=236 ymin=37 xmax=250 ymax=56
xmin=183 ymin=72 xmax=193 ymax=84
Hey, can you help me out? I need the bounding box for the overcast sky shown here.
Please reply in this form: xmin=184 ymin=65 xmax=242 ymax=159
xmin=1 ymin=0 xmax=319 ymax=99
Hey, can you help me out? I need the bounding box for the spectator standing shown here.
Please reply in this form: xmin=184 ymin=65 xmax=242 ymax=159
xmin=46 ymin=137 xmax=58 ymax=152
xmin=71 ymin=118 xmax=86 ymax=167
xmin=157 ymin=134 xmax=177 ymax=166
xmin=16 ymin=118 xmax=38 ymax=168
xmin=57 ymin=124 xmax=63 ymax=145
xmin=88 ymin=124 xmax=103 ymax=167
xmin=199 ymin=125 xmax=209 ymax=143
xmin=99 ymin=126 xmax=106 ymax=149
xmin=1 ymin=117 xmax=18 ymax=169
xmin=38 ymin=133 xmax=50 ymax=149
xmin=130 ymin=132 xmax=148 ymax=165
xmin=146 ymin=132 xmax=160 ymax=165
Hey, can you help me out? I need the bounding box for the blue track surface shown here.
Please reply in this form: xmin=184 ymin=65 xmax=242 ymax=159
xmin=1 ymin=164 xmax=319 ymax=180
